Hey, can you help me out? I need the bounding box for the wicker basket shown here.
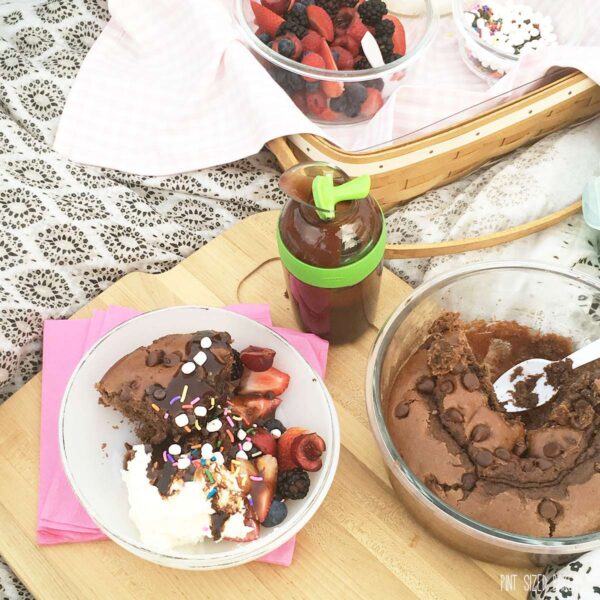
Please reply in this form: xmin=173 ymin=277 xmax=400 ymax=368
xmin=268 ymin=71 xmax=600 ymax=213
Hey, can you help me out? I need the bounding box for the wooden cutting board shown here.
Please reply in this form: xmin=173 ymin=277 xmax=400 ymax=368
xmin=0 ymin=211 xmax=531 ymax=600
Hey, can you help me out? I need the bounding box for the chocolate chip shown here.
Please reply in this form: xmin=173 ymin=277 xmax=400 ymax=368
xmin=470 ymin=424 xmax=491 ymax=442
xmin=538 ymin=499 xmax=559 ymax=520
xmin=163 ymin=352 xmax=181 ymax=367
xmin=146 ymin=350 xmax=164 ymax=367
xmin=513 ymin=440 xmax=527 ymax=456
xmin=461 ymin=472 xmax=477 ymax=491
xmin=416 ymin=377 xmax=435 ymax=394
xmin=444 ymin=408 xmax=463 ymax=423
xmin=439 ymin=379 xmax=455 ymax=395
xmin=145 ymin=384 xmax=159 ymax=396
xmin=153 ymin=388 xmax=166 ymax=401
xmin=475 ymin=449 xmax=493 ymax=467
xmin=462 ymin=371 xmax=480 ymax=392
xmin=494 ymin=448 xmax=511 ymax=461
xmin=394 ymin=402 xmax=410 ymax=419
xmin=543 ymin=442 xmax=562 ymax=458
xmin=536 ymin=459 xmax=553 ymax=471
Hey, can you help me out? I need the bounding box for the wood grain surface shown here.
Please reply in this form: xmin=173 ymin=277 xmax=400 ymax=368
xmin=0 ymin=211 xmax=533 ymax=599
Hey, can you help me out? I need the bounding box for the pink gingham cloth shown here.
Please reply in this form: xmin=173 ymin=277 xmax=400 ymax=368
xmin=38 ymin=304 xmax=328 ymax=567
xmin=53 ymin=0 xmax=600 ymax=174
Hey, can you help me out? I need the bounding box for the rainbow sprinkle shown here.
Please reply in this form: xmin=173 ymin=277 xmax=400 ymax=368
xmin=169 ymin=395 xmax=181 ymax=405
xmin=151 ymin=403 xmax=160 ymax=412
xmin=190 ymin=397 xmax=201 ymax=405
xmin=207 ymin=487 xmax=217 ymax=499
xmin=180 ymin=385 xmax=188 ymax=404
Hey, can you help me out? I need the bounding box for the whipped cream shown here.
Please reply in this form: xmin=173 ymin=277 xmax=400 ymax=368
xmin=122 ymin=445 xmax=254 ymax=550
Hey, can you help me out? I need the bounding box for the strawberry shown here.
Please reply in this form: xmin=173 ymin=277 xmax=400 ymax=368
xmin=238 ymin=367 xmax=290 ymax=396
xmin=346 ymin=13 xmax=368 ymax=41
xmin=306 ymin=5 xmax=334 ymax=42
xmin=251 ymin=1 xmax=284 ymax=37
xmin=318 ymin=39 xmax=344 ymax=98
xmin=252 ymin=455 xmax=278 ymax=523
xmin=301 ymin=30 xmax=323 ymax=52
xmin=223 ymin=518 xmax=259 ymax=542
xmin=383 ymin=15 xmax=406 ymax=55
xmin=301 ymin=51 xmax=326 ymax=81
xmin=360 ymin=87 xmax=383 ymax=118
xmin=291 ymin=91 xmax=307 ymax=112
xmin=241 ymin=346 xmax=276 ymax=372
xmin=261 ymin=0 xmax=289 ymax=16
xmin=291 ymin=432 xmax=326 ymax=471
xmin=277 ymin=427 xmax=308 ymax=471
xmin=319 ymin=107 xmax=341 ymax=121
xmin=332 ymin=34 xmax=360 ymax=57
xmin=235 ymin=459 xmax=258 ymax=494
xmin=330 ymin=45 xmax=354 ymax=70
xmin=229 ymin=396 xmax=282 ymax=426
xmin=306 ymin=90 xmax=327 ymax=115
xmin=251 ymin=428 xmax=277 ymax=456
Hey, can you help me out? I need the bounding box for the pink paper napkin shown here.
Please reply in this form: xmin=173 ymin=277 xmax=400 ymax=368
xmin=52 ymin=0 xmax=600 ymax=174
xmin=38 ymin=304 xmax=328 ymax=567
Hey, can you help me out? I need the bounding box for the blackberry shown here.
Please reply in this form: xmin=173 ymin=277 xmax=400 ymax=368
xmin=375 ymin=19 xmax=394 ymax=38
xmin=353 ymin=56 xmax=371 ymax=70
xmin=271 ymin=68 xmax=305 ymax=93
xmin=315 ymin=0 xmax=341 ymax=18
xmin=357 ymin=0 xmax=387 ymax=25
xmin=277 ymin=16 xmax=308 ymax=39
xmin=339 ymin=0 xmax=357 ymax=5
xmin=231 ymin=349 xmax=244 ymax=380
xmin=377 ymin=37 xmax=393 ymax=58
xmin=277 ymin=468 xmax=311 ymax=499
xmin=385 ymin=51 xmax=403 ymax=63
xmin=298 ymin=0 xmax=315 ymax=4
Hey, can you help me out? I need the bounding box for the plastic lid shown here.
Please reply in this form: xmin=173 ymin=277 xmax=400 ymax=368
xmin=312 ymin=174 xmax=372 ymax=221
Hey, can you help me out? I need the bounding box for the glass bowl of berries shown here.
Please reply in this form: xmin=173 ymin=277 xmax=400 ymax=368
xmin=452 ymin=0 xmax=585 ymax=83
xmin=236 ymin=0 xmax=438 ymax=124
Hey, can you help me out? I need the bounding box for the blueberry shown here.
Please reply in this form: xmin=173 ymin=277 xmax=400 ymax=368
xmin=291 ymin=2 xmax=306 ymax=15
xmin=331 ymin=49 xmax=340 ymax=63
xmin=258 ymin=32 xmax=272 ymax=45
xmin=364 ymin=78 xmax=384 ymax=91
xmin=305 ymin=81 xmax=320 ymax=92
xmin=330 ymin=96 xmax=347 ymax=113
xmin=346 ymin=82 xmax=368 ymax=103
xmin=262 ymin=499 xmax=288 ymax=527
xmin=277 ymin=38 xmax=295 ymax=58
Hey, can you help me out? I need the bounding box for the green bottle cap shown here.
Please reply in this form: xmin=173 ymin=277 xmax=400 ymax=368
xmin=312 ymin=174 xmax=372 ymax=220
xmin=278 ymin=174 xmax=386 ymax=289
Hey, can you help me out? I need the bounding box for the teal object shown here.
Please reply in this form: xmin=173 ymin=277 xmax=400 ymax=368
xmin=582 ymin=176 xmax=600 ymax=230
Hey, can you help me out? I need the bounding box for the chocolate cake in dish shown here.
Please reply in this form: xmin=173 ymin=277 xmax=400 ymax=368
xmin=386 ymin=313 xmax=600 ymax=538
xmin=97 ymin=329 xmax=327 ymax=549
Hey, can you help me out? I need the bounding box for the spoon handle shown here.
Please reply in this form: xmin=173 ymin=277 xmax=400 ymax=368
xmin=568 ymin=337 xmax=600 ymax=370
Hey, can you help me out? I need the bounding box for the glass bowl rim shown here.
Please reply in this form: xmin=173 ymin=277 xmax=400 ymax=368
xmin=235 ymin=0 xmax=439 ymax=82
xmin=451 ymin=0 xmax=586 ymax=62
xmin=59 ymin=305 xmax=341 ymax=569
xmin=366 ymin=259 xmax=600 ymax=551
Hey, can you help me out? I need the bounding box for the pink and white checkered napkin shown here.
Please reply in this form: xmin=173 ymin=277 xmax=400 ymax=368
xmin=53 ymin=0 xmax=600 ymax=174
xmin=38 ymin=304 xmax=328 ymax=567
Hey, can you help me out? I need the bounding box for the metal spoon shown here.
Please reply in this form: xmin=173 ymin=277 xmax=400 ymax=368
xmin=494 ymin=337 xmax=600 ymax=412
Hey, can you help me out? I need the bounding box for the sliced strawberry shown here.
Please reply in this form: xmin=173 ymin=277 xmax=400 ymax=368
xmin=235 ymin=458 xmax=258 ymax=494
xmin=229 ymin=396 xmax=282 ymax=426
xmin=346 ymin=13 xmax=368 ymax=41
xmin=240 ymin=346 xmax=276 ymax=372
xmin=306 ymin=90 xmax=327 ymax=115
xmin=277 ymin=426 xmax=309 ymax=471
xmin=291 ymin=432 xmax=326 ymax=471
xmin=238 ymin=367 xmax=290 ymax=396
xmin=301 ymin=30 xmax=324 ymax=52
xmin=252 ymin=455 xmax=278 ymax=523
xmin=318 ymin=39 xmax=344 ymax=98
xmin=291 ymin=91 xmax=307 ymax=112
xmin=251 ymin=1 xmax=284 ymax=37
xmin=360 ymin=87 xmax=384 ymax=118
xmin=331 ymin=45 xmax=354 ymax=69
xmin=301 ymin=51 xmax=326 ymax=81
xmin=262 ymin=0 xmax=289 ymax=16
xmin=383 ymin=14 xmax=406 ymax=55
xmin=251 ymin=428 xmax=277 ymax=455
xmin=307 ymin=5 xmax=334 ymax=42
xmin=224 ymin=518 xmax=259 ymax=542
xmin=319 ymin=107 xmax=342 ymax=121
xmin=332 ymin=34 xmax=360 ymax=57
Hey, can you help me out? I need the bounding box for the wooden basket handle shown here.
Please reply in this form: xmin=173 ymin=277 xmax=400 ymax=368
xmin=384 ymin=200 xmax=582 ymax=259
xmin=266 ymin=138 xmax=299 ymax=171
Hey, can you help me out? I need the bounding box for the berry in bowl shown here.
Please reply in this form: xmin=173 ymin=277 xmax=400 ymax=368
xmin=452 ymin=0 xmax=584 ymax=83
xmin=59 ymin=307 xmax=339 ymax=569
xmin=236 ymin=0 xmax=438 ymax=124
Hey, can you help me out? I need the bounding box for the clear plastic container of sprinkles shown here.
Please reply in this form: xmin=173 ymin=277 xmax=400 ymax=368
xmin=452 ymin=0 xmax=585 ymax=83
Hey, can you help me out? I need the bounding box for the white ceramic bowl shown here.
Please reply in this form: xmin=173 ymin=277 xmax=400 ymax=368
xmin=59 ymin=306 xmax=340 ymax=570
